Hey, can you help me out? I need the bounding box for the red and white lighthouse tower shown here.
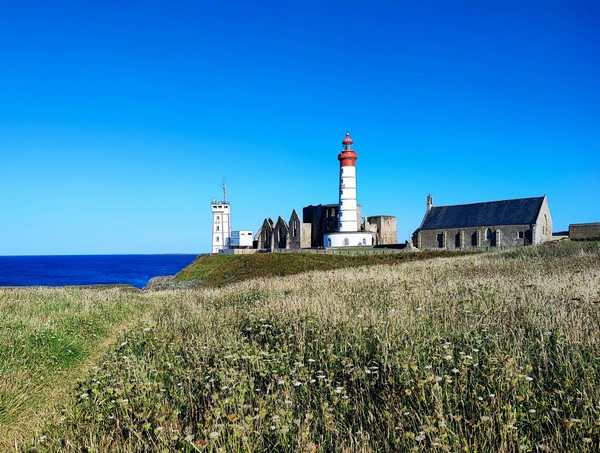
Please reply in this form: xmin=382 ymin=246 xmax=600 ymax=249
xmin=324 ymin=132 xmax=374 ymax=248
xmin=338 ymin=132 xmax=359 ymax=232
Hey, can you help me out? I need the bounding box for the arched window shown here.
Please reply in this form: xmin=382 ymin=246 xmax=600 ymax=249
xmin=486 ymin=228 xmax=493 ymax=241
xmin=328 ymin=238 xmax=332 ymax=247
xmin=343 ymin=238 xmax=349 ymax=246
xmin=216 ymin=226 xmax=219 ymax=231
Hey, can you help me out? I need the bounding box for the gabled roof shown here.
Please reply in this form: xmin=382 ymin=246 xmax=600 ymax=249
xmin=420 ymin=196 xmax=545 ymax=230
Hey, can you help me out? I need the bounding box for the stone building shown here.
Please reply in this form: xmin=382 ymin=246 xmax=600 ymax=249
xmin=302 ymin=204 xmax=356 ymax=248
xmin=413 ymin=195 xmax=553 ymax=250
xmin=365 ymin=215 xmax=398 ymax=245
xmin=256 ymin=205 xmax=397 ymax=250
xmin=569 ymin=222 xmax=600 ymax=241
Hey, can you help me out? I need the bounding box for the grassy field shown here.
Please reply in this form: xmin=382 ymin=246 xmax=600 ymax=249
xmin=1 ymin=242 xmax=599 ymax=451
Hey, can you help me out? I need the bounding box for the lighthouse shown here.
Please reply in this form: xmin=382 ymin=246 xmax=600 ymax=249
xmin=338 ymin=132 xmax=358 ymax=232
xmin=323 ymin=132 xmax=374 ymax=248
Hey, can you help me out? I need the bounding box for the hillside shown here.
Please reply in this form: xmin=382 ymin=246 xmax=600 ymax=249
xmin=173 ymin=249 xmax=476 ymax=288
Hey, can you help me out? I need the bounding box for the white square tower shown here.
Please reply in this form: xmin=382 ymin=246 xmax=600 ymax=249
xmin=211 ymin=202 xmax=231 ymax=253
xmin=211 ymin=184 xmax=231 ymax=254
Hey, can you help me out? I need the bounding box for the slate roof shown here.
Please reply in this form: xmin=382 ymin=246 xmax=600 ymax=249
xmin=420 ymin=196 xmax=545 ymax=230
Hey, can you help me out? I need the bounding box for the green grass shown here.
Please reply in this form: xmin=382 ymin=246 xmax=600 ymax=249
xmin=0 ymin=286 xmax=159 ymax=448
xmin=174 ymin=249 xmax=477 ymax=288
xmin=11 ymin=242 xmax=598 ymax=452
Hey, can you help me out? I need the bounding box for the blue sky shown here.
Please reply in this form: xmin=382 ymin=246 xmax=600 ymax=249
xmin=1 ymin=1 xmax=598 ymax=254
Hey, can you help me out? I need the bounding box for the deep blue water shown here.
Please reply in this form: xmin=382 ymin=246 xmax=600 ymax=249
xmin=0 ymin=255 xmax=197 ymax=289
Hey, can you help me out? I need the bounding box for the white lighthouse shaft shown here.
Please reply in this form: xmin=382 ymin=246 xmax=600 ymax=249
xmin=339 ymin=165 xmax=357 ymax=232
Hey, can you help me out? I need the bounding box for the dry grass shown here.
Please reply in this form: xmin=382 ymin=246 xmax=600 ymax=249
xmin=3 ymin=242 xmax=599 ymax=451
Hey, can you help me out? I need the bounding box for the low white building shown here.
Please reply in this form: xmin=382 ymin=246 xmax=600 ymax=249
xmin=231 ymin=230 xmax=253 ymax=248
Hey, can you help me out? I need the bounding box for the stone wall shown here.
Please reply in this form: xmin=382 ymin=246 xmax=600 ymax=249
xmin=254 ymin=218 xmax=274 ymax=251
xmin=366 ymin=216 xmax=397 ymax=245
xmin=416 ymin=224 xmax=536 ymax=250
xmin=570 ymin=222 xmax=600 ymax=240
xmin=274 ymin=216 xmax=289 ymax=249
xmin=533 ymin=197 xmax=553 ymax=244
xmin=288 ymin=210 xmax=303 ymax=250
xmin=301 ymin=223 xmax=312 ymax=248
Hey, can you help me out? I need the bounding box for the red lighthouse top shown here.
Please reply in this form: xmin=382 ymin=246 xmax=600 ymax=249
xmin=338 ymin=132 xmax=358 ymax=166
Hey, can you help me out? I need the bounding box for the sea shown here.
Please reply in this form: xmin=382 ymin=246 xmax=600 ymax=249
xmin=0 ymin=254 xmax=198 ymax=289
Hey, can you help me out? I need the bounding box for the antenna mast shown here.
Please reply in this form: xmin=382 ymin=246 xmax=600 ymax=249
xmin=221 ymin=179 xmax=227 ymax=203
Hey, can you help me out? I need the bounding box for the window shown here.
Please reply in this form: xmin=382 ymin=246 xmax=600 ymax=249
xmin=216 ymin=236 xmax=220 ymax=242
xmin=217 ymin=216 xmax=220 ymax=220
xmin=362 ymin=238 xmax=366 ymax=245
xmin=471 ymin=231 xmax=478 ymax=247
xmin=216 ymin=226 xmax=219 ymax=231
xmin=455 ymin=232 xmax=461 ymax=248
xmin=343 ymin=238 xmax=349 ymax=246
xmin=518 ymin=231 xmax=524 ymax=239
xmin=437 ymin=233 xmax=445 ymax=248
xmin=486 ymin=228 xmax=498 ymax=247
xmin=327 ymin=238 xmax=332 ymax=247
